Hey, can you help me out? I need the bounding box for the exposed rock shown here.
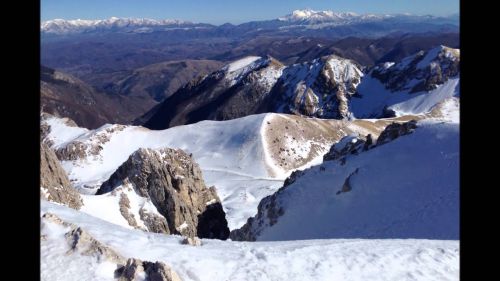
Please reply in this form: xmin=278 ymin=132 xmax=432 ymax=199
xmin=181 ymin=236 xmax=202 ymax=246
xmin=119 ymin=193 xmax=139 ymax=228
xmin=323 ymin=135 xmax=367 ymax=162
xmin=54 ymin=124 xmax=126 ymax=161
xmin=230 ymin=185 xmax=286 ymax=241
xmin=283 ymin=170 xmax=305 ymax=188
xmin=42 ymin=213 xmax=182 ymax=281
xmin=97 ymin=147 xmax=229 ymax=239
xmin=65 ymin=227 xmax=126 ymax=264
xmin=139 ymin=208 xmax=170 ymax=234
xmin=115 ymin=258 xmax=182 ymax=281
xmin=267 ymin=55 xmax=363 ymax=119
xmin=377 ymin=120 xmax=418 ymax=146
xmin=371 ymin=46 xmax=459 ymax=93
xmin=115 ymin=258 xmax=144 ymax=281
xmin=144 ymin=261 xmax=182 ymax=281
xmin=40 ymin=143 xmax=83 ymax=209
xmin=337 ymin=168 xmax=359 ymax=195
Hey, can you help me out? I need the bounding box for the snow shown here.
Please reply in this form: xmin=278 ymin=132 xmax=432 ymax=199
xmin=80 ymin=184 xmax=163 ymax=230
xmin=224 ymin=56 xmax=261 ymax=73
xmin=351 ymin=76 xmax=460 ymax=118
xmin=41 ymin=216 xmax=120 ymax=281
xmin=46 ymin=114 xmax=285 ymax=230
xmin=41 ymin=200 xmax=459 ymax=281
xmin=43 ymin=116 xmax=88 ymax=148
xmin=389 ymin=78 xmax=460 ymax=116
xmin=254 ymin=122 xmax=459 ymax=241
xmin=416 ymin=46 xmax=445 ymax=69
xmin=435 ymin=97 xmax=460 ymax=123
xmin=222 ymin=56 xmax=275 ymax=87
xmin=41 ymin=17 xmax=192 ymax=34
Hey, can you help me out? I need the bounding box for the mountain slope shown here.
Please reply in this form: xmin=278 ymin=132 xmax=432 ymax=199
xmin=42 ymin=113 xmax=421 ymax=230
xmin=142 ymin=54 xmax=363 ymax=129
xmin=41 ymin=66 xmax=153 ymax=128
xmin=104 ymin=59 xmax=224 ymax=102
xmin=142 ymin=56 xmax=286 ymax=129
xmin=42 ymin=200 xmax=459 ymax=281
xmin=232 ymin=121 xmax=459 ymax=241
xmin=351 ymin=45 xmax=460 ymax=117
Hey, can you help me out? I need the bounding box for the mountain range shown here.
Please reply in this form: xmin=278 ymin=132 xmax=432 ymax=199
xmin=40 ymin=8 xmax=460 ymax=281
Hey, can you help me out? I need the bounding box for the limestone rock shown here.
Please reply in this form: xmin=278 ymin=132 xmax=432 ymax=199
xmin=97 ymin=147 xmax=229 ymax=239
xmin=376 ymin=120 xmax=418 ymax=146
xmin=40 ymin=143 xmax=83 ymax=209
xmin=181 ymin=236 xmax=202 ymax=246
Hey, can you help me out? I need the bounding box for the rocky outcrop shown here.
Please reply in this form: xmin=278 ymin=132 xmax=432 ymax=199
xmin=371 ymin=46 xmax=459 ymax=93
xmin=42 ymin=213 xmax=182 ymax=281
xmin=40 ymin=143 xmax=83 ymax=209
xmin=54 ymin=124 xmax=126 ymax=161
xmin=323 ymin=135 xmax=370 ymax=162
xmin=139 ymin=209 xmax=170 ymax=234
xmin=336 ymin=168 xmax=359 ymax=195
xmin=141 ymin=54 xmax=363 ymax=129
xmin=181 ymin=236 xmax=202 ymax=246
xmin=42 ymin=213 xmax=125 ymax=263
xmin=230 ymin=186 xmax=286 ymax=242
xmin=97 ymin=148 xmax=229 ymax=239
xmin=376 ymin=120 xmax=418 ymax=146
xmin=115 ymin=258 xmax=182 ymax=281
xmin=268 ymin=55 xmax=363 ymax=119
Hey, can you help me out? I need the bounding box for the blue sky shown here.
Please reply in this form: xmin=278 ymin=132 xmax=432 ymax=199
xmin=41 ymin=0 xmax=459 ymax=24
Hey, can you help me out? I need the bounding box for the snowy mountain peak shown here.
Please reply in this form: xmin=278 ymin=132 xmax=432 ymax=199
xmin=370 ymin=45 xmax=460 ymax=94
xmin=279 ymin=9 xmax=360 ymax=21
xmin=41 ymin=17 xmax=196 ymax=34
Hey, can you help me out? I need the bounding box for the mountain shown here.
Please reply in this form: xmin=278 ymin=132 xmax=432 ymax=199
xmin=41 ymin=200 xmax=459 ymax=281
xmin=141 ymin=54 xmax=363 ymax=129
xmin=141 ymin=46 xmax=459 ymax=129
xmin=41 ymin=17 xmax=213 ymax=35
xmin=42 ymin=10 xmax=457 ymax=37
xmin=231 ymin=120 xmax=458 ymax=241
xmin=100 ymin=59 xmax=224 ymax=102
xmin=41 ymin=66 xmax=141 ymax=129
xmin=42 ymin=112 xmax=430 ymax=230
xmin=351 ymin=45 xmax=460 ymax=118
xmin=141 ymin=56 xmax=285 ymax=129
xmin=96 ymin=147 xmax=230 ymax=239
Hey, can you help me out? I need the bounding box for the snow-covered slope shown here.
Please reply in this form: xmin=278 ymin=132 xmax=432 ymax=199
xmin=43 ymin=113 xmax=413 ymax=230
xmin=233 ymin=121 xmax=459 ymax=241
xmin=41 ymin=200 xmax=459 ymax=281
xmin=351 ymin=46 xmax=460 ymax=118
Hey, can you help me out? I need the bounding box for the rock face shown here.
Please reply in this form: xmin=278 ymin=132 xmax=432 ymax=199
xmin=141 ymin=54 xmax=362 ymax=129
xmin=377 ymin=120 xmax=418 ymax=146
xmin=40 ymin=143 xmax=83 ymax=209
xmin=267 ymin=55 xmax=363 ymax=119
xmin=230 ymin=186 xmax=286 ymax=242
xmin=142 ymin=56 xmax=285 ymax=129
xmin=370 ymin=46 xmax=460 ymax=93
xmin=97 ymin=148 xmax=229 ymax=239
xmin=115 ymin=258 xmax=182 ymax=281
xmin=323 ymin=135 xmax=370 ymax=162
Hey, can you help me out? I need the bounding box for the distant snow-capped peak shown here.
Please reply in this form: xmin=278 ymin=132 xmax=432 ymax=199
xmin=41 ymin=17 xmax=195 ymax=34
xmin=278 ymin=9 xmax=386 ymax=22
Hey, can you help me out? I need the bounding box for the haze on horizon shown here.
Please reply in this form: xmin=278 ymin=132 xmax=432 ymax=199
xmin=41 ymin=0 xmax=459 ymax=24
